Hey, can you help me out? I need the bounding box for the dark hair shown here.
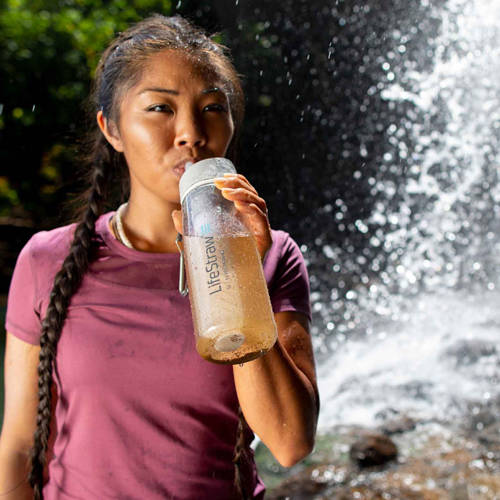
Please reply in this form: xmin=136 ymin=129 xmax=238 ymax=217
xmin=29 ymin=15 xmax=247 ymax=499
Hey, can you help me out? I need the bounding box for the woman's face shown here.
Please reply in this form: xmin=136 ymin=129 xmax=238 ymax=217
xmin=99 ymin=49 xmax=235 ymax=206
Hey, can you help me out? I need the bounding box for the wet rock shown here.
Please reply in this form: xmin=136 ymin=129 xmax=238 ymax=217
xmin=379 ymin=415 xmax=417 ymax=435
xmin=334 ymin=484 xmax=436 ymax=499
xmin=396 ymin=380 xmax=433 ymax=401
xmin=374 ymin=407 xmax=401 ymax=420
xmin=463 ymin=395 xmax=500 ymax=437
xmin=349 ymin=433 xmax=398 ymax=467
xmin=266 ymin=464 xmax=351 ymax=500
xmin=443 ymin=339 xmax=497 ymax=366
xmin=467 ymin=408 xmax=498 ymax=433
xmin=478 ymin=422 xmax=500 ymax=449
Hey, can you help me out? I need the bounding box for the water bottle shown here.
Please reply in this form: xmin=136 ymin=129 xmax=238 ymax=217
xmin=179 ymin=157 xmax=277 ymax=364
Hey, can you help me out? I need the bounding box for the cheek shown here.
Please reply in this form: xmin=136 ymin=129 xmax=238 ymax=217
xmin=123 ymin=121 xmax=173 ymax=156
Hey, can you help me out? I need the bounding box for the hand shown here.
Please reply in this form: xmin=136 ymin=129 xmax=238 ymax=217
xmin=171 ymin=174 xmax=273 ymax=260
xmin=213 ymin=173 xmax=273 ymax=260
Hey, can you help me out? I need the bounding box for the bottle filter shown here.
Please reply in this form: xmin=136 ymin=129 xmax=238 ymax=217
xmin=179 ymin=158 xmax=277 ymax=364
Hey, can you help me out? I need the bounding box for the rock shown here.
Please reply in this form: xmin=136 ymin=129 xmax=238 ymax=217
xmin=334 ymin=484 xmax=431 ymax=499
xmin=478 ymin=422 xmax=500 ymax=449
xmin=266 ymin=464 xmax=351 ymax=500
xmin=463 ymin=395 xmax=500 ymax=437
xmin=349 ymin=433 xmax=398 ymax=467
xmin=397 ymin=380 xmax=433 ymax=401
xmin=379 ymin=415 xmax=417 ymax=435
xmin=374 ymin=407 xmax=401 ymax=420
xmin=443 ymin=339 xmax=497 ymax=366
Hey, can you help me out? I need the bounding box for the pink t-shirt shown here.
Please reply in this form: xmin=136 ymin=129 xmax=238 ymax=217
xmin=5 ymin=212 xmax=311 ymax=500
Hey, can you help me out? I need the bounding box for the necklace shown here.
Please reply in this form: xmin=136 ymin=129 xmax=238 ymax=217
xmin=114 ymin=203 xmax=134 ymax=249
xmin=113 ymin=202 xmax=187 ymax=295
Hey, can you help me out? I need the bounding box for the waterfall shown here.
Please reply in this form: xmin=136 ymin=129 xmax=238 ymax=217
xmin=316 ymin=0 xmax=500 ymax=429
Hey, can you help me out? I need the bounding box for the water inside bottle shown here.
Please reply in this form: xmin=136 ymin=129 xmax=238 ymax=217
xmin=184 ymin=234 xmax=277 ymax=364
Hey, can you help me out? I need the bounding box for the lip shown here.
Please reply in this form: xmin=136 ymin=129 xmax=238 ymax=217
xmin=173 ymin=158 xmax=197 ymax=177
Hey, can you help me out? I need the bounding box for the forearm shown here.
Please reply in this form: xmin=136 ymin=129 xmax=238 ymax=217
xmin=0 ymin=447 xmax=33 ymax=499
xmin=232 ymin=340 xmax=318 ymax=467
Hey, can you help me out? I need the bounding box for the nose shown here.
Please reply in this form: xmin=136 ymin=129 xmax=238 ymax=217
xmin=174 ymin=110 xmax=207 ymax=150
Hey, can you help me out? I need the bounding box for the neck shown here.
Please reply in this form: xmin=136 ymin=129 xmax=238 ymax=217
xmin=118 ymin=195 xmax=181 ymax=253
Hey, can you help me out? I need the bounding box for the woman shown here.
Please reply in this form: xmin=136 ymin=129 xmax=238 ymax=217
xmin=0 ymin=15 xmax=319 ymax=500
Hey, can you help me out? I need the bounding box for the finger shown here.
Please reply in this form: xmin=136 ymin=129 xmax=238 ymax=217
xmin=213 ymin=174 xmax=259 ymax=195
xmin=171 ymin=209 xmax=183 ymax=234
xmin=225 ymin=172 xmax=254 ymax=188
xmin=234 ymin=201 xmax=268 ymax=219
xmin=220 ymin=188 xmax=268 ymax=214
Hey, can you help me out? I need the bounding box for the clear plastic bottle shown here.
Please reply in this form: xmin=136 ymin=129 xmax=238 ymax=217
xmin=179 ymin=158 xmax=277 ymax=364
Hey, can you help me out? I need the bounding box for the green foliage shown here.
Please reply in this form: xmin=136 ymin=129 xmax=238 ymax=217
xmin=0 ymin=0 xmax=173 ymax=224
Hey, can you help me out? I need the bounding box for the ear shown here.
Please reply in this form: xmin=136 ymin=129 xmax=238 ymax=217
xmin=97 ymin=110 xmax=124 ymax=152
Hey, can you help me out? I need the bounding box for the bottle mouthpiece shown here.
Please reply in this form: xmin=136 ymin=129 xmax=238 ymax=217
xmin=179 ymin=157 xmax=236 ymax=204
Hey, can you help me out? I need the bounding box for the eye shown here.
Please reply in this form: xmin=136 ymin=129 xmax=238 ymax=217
xmin=203 ymin=103 xmax=227 ymax=113
xmin=147 ymin=104 xmax=173 ymax=113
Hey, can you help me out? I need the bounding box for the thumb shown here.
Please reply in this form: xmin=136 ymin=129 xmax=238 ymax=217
xmin=171 ymin=209 xmax=183 ymax=234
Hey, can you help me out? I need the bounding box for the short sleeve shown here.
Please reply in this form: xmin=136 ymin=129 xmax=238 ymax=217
xmin=5 ymin=237 xmax=42 ymax=345
xmin=264 ymin=231 xmax=312 ymax=322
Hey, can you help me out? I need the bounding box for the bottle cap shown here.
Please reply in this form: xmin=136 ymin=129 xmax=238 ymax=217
xmin=179 ymin=157 xmax=236 ymax=204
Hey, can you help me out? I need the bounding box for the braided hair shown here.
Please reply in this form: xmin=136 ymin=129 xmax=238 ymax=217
xmin=28 ymin=14 xmax=247 ymax=499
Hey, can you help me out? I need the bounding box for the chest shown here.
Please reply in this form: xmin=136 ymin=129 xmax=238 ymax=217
xmin=53 ymin=271 xmax=238 ymax=412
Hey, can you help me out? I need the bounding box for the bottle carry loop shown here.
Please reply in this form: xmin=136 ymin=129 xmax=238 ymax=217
xmin=175 ymin=233 xmax=189 ymax=296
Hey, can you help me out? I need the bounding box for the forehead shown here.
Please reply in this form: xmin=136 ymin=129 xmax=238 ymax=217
xmin=133 ymin=49 xmax=221 ymax=92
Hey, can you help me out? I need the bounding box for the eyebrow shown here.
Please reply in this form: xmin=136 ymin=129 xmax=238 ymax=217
xmin=139 ymin=87 xmax=223 ymax=96
xmin=201 ymin=87 xmax=222 ymax=95
xmin=139 ymin=87 xmax=179 ymax=95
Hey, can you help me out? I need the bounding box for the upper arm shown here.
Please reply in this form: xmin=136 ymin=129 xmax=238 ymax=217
xmin=274 ymin=311 xmax=319 ymax=413
xmin=0 ymin=333 xmax=40 ymax=453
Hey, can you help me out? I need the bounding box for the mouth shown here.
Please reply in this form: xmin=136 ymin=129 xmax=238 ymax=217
xmin=173 ymin=158 xmax=197 ymax=177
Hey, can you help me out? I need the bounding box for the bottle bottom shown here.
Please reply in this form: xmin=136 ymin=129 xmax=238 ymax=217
xmin=214 ymin=332 xmax=246 ymax=352
xmin=196 ymin=331 xmax=276 ymax=365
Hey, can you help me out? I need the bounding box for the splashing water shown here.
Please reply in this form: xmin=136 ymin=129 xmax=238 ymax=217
xmin=318 ymin=289 xmax=500 ymax=428
xmin=317 ymin=0 xmax=500 ymax=430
